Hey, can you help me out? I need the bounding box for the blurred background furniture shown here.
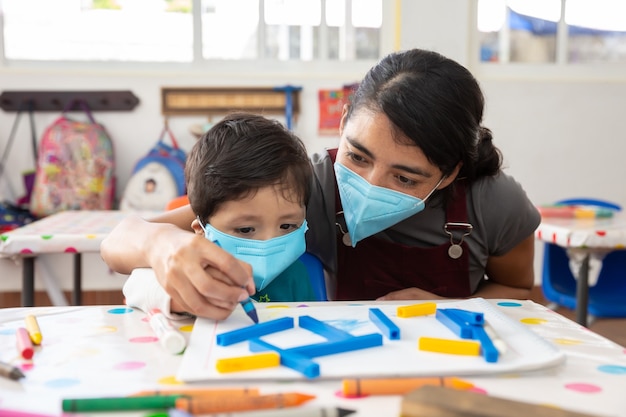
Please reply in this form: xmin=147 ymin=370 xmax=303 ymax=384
xmin=537 ymin=198 xmax=626 ymax=326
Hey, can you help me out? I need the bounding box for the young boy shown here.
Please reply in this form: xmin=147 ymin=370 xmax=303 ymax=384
xmin=123 ymin=112 xmax=320 ymax=318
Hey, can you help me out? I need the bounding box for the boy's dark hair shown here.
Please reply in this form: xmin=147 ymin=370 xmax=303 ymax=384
xmin=185 ymin=112 xmax=312 ymax=222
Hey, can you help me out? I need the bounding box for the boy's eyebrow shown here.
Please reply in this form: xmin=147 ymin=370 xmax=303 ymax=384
xmin=346 ymin=136 xmax=432 ymax=178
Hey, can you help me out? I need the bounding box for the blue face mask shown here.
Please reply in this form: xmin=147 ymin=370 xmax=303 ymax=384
xmin=200 ymin=220 xmax=308 ymax=291
xmin=334 ymin=162 xmax=443 ymax=247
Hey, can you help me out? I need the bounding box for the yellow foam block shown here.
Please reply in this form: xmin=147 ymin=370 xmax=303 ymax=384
xmin=418 ymin=337 xmax=481 ymax=356
xmin=397 ymin=302 xmax=437 ymax=318
xmin=216 ymin=352 xmax=281 ymax=373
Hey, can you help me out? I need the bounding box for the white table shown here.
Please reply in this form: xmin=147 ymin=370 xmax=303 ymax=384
xmin=535 ymin=213 xmax=626 ymax=326
xmin=0 ymin=210 xmax=159 ymax=306
xmin=0 ymin=300 xmax=624 ymax=416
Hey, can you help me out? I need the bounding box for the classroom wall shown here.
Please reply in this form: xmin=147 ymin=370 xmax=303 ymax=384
xmin=1 ymin=0 xmax=625 ymax=298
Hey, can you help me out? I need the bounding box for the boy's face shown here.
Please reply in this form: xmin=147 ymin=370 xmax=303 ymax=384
xmin=192 ymin=184 xmax=305 ymax=241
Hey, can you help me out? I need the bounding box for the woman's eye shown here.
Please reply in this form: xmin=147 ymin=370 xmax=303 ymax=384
xmin=348 ymin=151 xmax=367 ymax=164
xmin=237 ymin=227 xmax=254 ymax=235
xmin=397 ymin=175 xmax=417 ymax=187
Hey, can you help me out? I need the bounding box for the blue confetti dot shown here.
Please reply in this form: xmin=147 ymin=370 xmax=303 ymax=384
xmin=497 ymin=301 xmax=522 ymax=307
xmin=0 ymin=328 xmax=16 ymax=336
xmin=598 ymin=365 xmax=626 ymax=375
xmin=107 ymin=307 xmax=134 ymax=315
xmin=45 ymin=378 xmax=81 ymax=388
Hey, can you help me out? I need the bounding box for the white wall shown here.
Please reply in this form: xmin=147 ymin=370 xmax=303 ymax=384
xmin=2 ymin=0 xmax=626 ymax=298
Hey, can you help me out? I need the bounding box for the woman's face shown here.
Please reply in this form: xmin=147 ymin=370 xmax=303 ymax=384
xmin=337 ymin=107 xmax=458 ymax=199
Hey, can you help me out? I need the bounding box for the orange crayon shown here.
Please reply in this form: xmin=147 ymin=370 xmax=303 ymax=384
xmin=130 ymin=387 xmax=260 ymax=397
xmin=175 ymin=392 xmax=316 ymax=414
xmin=342 ymin=376 xmax=473 ymax=396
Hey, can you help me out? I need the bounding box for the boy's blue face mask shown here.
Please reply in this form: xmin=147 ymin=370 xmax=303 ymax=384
xmin=199 ymin=220 xmax=308 ymax=291
xmin=334 ymin=162 xmax=443 ymax=247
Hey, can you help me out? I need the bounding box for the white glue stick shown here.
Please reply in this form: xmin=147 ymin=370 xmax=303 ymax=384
xmin=148 ymin=308 xmax=187 ymax=354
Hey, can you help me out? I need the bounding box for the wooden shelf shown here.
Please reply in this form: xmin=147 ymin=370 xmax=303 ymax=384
xmin=161 ymin=86 xmax=299 ymax=116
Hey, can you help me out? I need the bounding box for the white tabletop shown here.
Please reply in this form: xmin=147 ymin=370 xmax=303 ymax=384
xmin=0 ymin=210 xmax=160 ymax=256
xmin=1 ymin=300 xmax=625 ymax=416
xmin=536 ymin=212 xmax=626 ymax=249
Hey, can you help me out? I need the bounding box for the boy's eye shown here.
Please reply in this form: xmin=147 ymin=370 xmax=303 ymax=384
xmin=280 ymin=223 xmax=299 ymax=231
xmin=237 ymin=227 xmax=255 ymax=234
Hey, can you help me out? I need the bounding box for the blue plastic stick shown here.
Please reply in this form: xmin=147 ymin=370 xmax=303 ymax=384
xmin=216 ymin=317 xmax=294 ymax=346
xmin=442 ymin=308 xmax=484 ymax=325
xmin=288 ymin=333 xmax=383 ymax=357
xmin=249 ymin=338 xmax=320 ymax=378
xmin=368 ymin=308 xmax=401 ymax=340
xmin=298 ymin=315 xmax=354 ymax=341
xmin=471 ymin=325 xmax=499 ymax=363
xmin=436 ymin=309 xmax=473 ymax=339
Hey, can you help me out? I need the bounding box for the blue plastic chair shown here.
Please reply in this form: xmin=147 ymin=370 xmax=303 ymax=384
xmin=298 ymin=252 xmax=328 ymax=301
xmin=541 ymin=198 xmax=626 ymax=318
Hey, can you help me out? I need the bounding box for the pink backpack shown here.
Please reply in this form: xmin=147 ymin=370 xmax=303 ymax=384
xmin=30 ymin=100 xmax=115 ymax=217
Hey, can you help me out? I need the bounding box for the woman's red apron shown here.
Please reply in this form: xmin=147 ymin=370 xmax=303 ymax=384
xmin=328 ymin=149 xmax=473 ymax=300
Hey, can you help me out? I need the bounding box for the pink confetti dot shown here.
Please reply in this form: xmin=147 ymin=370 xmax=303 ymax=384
xmin=334 ymin=389 xmax=368 ymax=399
xmin=114 ymin=361 xmax=146 ymax=370
xmin=564 ymin=383 xmax=602 ymax=393
xmin=64 ymin=247 xmax=77 ymax=253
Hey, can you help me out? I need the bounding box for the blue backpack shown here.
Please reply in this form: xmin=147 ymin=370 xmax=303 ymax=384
xmin=120 ymin=127 xmax=186 ymax=211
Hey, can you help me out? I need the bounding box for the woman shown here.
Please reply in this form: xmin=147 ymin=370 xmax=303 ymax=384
xmin=101 ymin=48 xmax=540 ymax=319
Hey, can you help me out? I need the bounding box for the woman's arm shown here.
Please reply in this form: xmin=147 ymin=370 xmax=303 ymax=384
xmin=101 ymin=206 xmax=255 ymax=319
xmin=477 ymin=234 xmax=535 ymax=299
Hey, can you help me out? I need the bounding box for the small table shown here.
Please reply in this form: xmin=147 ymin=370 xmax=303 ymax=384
xmin=535 ymin=213 xmax=626 ymax=326
xmin=0 ymin=210 xmax=159 ymax=307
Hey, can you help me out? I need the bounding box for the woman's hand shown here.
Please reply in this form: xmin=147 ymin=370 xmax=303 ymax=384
xmin=377 ymin=287 xmax=443 ymax=301
xmin=101 ymin=210 xmax=255 ymax=320
xmin=150 ymin=228 xmax=255 ymax=320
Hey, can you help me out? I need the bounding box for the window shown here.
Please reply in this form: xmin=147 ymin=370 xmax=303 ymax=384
xmin=477 ymin=0 xmax=626 ymax=64
xmin=0 ymin=0 xmax=383 ymax=63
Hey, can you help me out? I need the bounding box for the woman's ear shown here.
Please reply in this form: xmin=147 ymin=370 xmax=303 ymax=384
xmin=439 ymin=162 xmax=463 ymax=190
xmin=191 ymin=218 xmax=204 ymax=236
xmin=338 ymin=104 xmax=350 ymax=136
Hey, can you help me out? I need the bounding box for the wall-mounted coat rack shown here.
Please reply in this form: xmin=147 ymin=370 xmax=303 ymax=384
xmin=0 ymin=91 xmax=140 ymax=112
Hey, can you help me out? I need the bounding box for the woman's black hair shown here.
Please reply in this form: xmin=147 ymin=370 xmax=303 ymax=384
xmin=346 ymin=49 xmax=502 ymax=185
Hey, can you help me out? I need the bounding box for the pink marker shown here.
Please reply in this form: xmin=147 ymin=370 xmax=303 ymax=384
xmin=16 ymin=327 xmax=34 ymax=360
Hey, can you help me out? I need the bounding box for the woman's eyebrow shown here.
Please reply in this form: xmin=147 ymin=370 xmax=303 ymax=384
xmin=346 ymin=136 xmax=374 ymax=159
xmin=391 ymin=163 xmax=432 ymax=178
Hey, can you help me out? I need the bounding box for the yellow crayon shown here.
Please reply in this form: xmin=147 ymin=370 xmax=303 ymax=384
xmin=25 ymin=315 xmax=42 ymax=345
xmin=216 ymin=352 xmax=280 ymax=373
xmin=397 ymin=302 xmax=437 ymax=318
xmin=418 ymin=337 xmax=481 ymax=356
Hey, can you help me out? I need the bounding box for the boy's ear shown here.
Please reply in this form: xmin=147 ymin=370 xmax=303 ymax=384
xmin=191 ymin=218 xmax=204 ymax=235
